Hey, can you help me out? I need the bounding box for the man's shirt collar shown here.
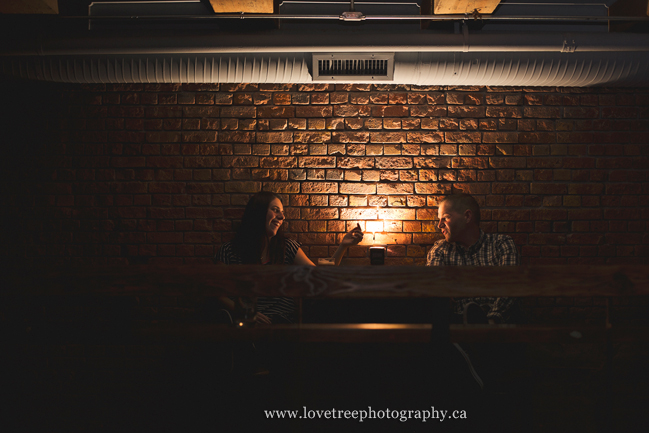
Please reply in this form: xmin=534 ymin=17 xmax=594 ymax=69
xmin=455 ymin=229 xmax=486 ymax=255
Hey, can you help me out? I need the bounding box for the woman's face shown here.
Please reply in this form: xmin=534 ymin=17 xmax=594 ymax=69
xmin=265 ymin=198 xmax=285 ymax=237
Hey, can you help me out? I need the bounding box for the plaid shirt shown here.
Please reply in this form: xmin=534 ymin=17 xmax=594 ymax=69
xmin=426 ymin=230 xmax=520 ymax=323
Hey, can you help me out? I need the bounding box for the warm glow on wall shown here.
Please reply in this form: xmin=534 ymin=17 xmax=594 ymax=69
xmin=357 ymin=198 xmax=415 ymax=246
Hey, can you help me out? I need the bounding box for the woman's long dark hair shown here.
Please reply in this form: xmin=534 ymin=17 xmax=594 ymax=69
xmin=232 ymin=191 xmax=286 ymax=264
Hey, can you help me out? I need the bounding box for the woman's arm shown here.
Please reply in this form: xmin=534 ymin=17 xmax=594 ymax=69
xmin=293 ymin=247 xmax=316 ymax=266
xmin=292 ymin=226 xmax=364 ymax=266
xmin=330 ymin=225 xmax=364 ymax=265
xmin=218 ymin=296 xmax=235 ymax=311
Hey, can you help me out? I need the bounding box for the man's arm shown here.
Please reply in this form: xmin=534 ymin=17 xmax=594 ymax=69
xmin=487 ymin=235 xmax=520 ymax=323
xmin=496 ymin=235 xmax=520 ymax=266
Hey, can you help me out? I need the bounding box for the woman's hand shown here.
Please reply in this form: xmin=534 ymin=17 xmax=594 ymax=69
xmin=341 ymin=223 xmax=364 ymax=247
xmin=255 ymin=312 xmax=272 ymax=325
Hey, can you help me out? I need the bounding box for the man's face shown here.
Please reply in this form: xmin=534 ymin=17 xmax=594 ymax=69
xmin=437 ymin=201 xmax=467 ymax=243
xmin=265 ymin=198 xmax=285 ymax=237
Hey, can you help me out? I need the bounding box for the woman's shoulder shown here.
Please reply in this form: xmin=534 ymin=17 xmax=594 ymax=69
xmin=283 ymin=237 xmax=302 ymax=263
xmin=217 ymin=241 xmax=233 ymax=254
xmin=285 ymin=237 xmax=301 ymax=250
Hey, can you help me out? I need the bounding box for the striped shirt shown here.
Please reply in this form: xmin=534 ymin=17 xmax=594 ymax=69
xmin=215 ymin=238 xmax=302 ymax=324
xmin=426 ymin=230 xmax=520 ymax=323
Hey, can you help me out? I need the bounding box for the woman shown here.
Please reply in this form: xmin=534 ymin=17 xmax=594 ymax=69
xmin=215 ymin=191 xmax=363 ymax=325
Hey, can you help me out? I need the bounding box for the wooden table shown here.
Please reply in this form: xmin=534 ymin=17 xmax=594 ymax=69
xmin=3 ymin=264 xmax=649 ymax=343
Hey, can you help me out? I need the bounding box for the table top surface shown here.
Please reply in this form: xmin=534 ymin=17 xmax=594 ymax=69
xmin=3 ymin=264 xmax=649 ymax=297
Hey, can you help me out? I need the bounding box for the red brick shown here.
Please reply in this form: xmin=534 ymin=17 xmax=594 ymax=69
xmin=518 ymin=132 xmax=555 ymax=144
xmin=186 ymin=183 xmax=224 ymax=194
xmin=407 ymin=93 xmax=426 ymax=104
xmin=301 ymin=182 xmax=338 ymax=194
xmin=371 ymin=106 xmax=409 ymax=117
xmin=147 ymin=232 xmax=184 ymax=244
xmin=452 ymin=157 xmax=489 ymax=169
xmin=524 ymin=107 xmax=561 ymax=118
xmin=483 ymin=132 xmax=518 ymax=144
xmin=337 ymin=84 xmax=371 ymax=91
xmin=407 ymin=132 xmax=443 ymax=143
xmin=370 ymin=132 xmax=406 ymax=143
xmin=219 ymin=132 xmax=255 ymax=143
xmin=182 ymin=132 xmax=217 ymax=143
xmin=257 ymin=182 xmax=299 ymax=194
xmin=339 ymin=183 xmax=376 ymax=194
xmin=259 ymin=157 xmax=298 ymax=168
xmin=294 ymin=156 xmax=335 ymax=168
xmin=568 ymin=184 xmax=604 ymax=195
xmin=257 ymin=106 xmax=295 ymax=118
xmin=377 ymin=209 xmax=415 ymax=221
xmin=389 ymin=93 xmax=408 ymax=104
xmin=339 ymin=105 xmax=372 ymax=117
xmin=377 ymin=183 xmax=414 ymax=195
xmin=530 ymin=183 xmax=567 ymax=194
xmin=257 ymin=132 xmax=293 ymax=143
xmin=296 ymin=106 xmax=333 ymax=117
xmin=300 ymin=208 xmax=339 ymax=220
xmin=530 ymin=209 xmax=567 ymax=220
xmin=526 ymin=157 xmax=562 ymax=168
xmin=604 ymin=208 xmax=641 ymax=220
xmin=488 ymin=157 xmax=526 ymax=169
xmin=221 ymin=156 xmax=258 ymax=168
xmin=223 ymin=181 xmax=261 ymax=193
xmin=564 ymin=107 xmax=599 ymax=118
xmin=447 ymin=106 xmax=486 ymax=118
xmin=557 ymin=132 xmax=594 ymax=144
xmin=492 ymin=183 xmax=529 ymax=194
xmin=293 ymin=132 xmax=331 ymax=143
xmin=340 ymin=208 xmax=378 ymax=220
xmin=452 ymin=183 xmax=491 ymax=195
xmin=562 ymin=157 xmax=595 ymax=169
xmin=411 ymin=209 xmax=436 ymax=221
xmin=218 ymin=106 xmax=255 ymax=118
xmin=293 ymin=84 xmax=330 ymax=92
xmin=375 ymin=157 xmax=413 ymax=169
xmin=566 ymin=233 xmax=604 ymax=245
xmin=332 ymin=131 xmax=370 ymax=143
xmin=338 ymin=157 xmax=375 ymax=169
xmin=445 ymin=132 xmax=481 ymax=143
xmin=486 ymin=107 xmax=523 ymax=118
xmin=410 ymin=106 xmax=447 ymax=117
xmin=413 ymin=156 xmax=452 ymax=168
xmin=111 ymin=157 xmax=146 ymax=167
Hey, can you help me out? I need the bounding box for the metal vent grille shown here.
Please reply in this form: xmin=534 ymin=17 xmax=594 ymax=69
xmin=313 ymin=53 xmax=394 ymax=81
xmin=319 ymin=59 xmax=388 ymax=76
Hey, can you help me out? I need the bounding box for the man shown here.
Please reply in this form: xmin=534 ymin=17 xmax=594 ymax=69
xmin=427 ymin=193 xmax=520 ymax=324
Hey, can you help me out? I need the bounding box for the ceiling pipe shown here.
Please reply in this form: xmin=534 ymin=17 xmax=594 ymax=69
xmin=4 ymin=32 xmax=649 ymax=57
xmin=4 ymin=51 xmax=648 ymax=86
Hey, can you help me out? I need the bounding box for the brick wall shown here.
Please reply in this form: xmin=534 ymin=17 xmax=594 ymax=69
xmin=2 ymin=79 xmax=649 ymax=431
xmin=2 ymin=81 xmax=648 ymax=269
